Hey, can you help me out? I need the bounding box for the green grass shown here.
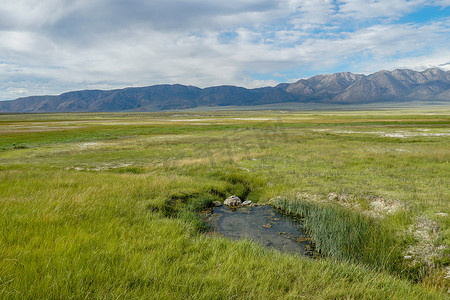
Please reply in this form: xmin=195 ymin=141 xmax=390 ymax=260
xmin=272 ymin=197 xmax=407 ymax=276
xmin=0 ymin=110 xmax=448 ymax=298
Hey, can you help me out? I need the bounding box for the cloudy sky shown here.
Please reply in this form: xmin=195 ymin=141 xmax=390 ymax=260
xmin=0 ymin=0 xmax=449 ymax=100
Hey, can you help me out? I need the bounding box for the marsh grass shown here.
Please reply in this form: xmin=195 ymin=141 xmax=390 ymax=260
xmin=272 ymin=197 xmax=407 ymax=276
xmin=0 ymin=111 xmax=448 ymax=298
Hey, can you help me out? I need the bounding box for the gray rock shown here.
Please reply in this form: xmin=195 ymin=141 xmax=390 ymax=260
xmin=224 ymin=195 xmax=242 ymax=206
xmin=213 ymin=201 xmax=223 ymax=207
xmin=242 ymin=200 xmax=252 ymax=206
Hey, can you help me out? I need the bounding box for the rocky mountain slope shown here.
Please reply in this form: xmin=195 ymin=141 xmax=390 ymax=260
xmin=0 ymin=68 xmax=448 ymax=112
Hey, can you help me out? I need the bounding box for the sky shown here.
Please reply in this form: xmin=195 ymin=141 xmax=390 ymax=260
xmin=0 ymin=0 xmax=449 ymax=100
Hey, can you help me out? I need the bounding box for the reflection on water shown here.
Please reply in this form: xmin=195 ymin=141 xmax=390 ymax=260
xmin=207 ymin=205 xmax=315 ymax=257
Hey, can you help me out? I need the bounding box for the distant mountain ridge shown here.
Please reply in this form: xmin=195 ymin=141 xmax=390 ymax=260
xmin=1 ymin=68 xmax=448 ymax=112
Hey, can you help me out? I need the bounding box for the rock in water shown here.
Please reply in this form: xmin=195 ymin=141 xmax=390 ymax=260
xmin=224 ymin=195 xmax=242 ymax=206
xmin=242 ymin=200 xmax=252 ymax=206
xmin=213 ymin=201 xmax=223 ymax=207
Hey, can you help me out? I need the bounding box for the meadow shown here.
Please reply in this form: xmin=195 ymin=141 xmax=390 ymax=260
xmin=0 ymin=109 xmax=448 ymax=299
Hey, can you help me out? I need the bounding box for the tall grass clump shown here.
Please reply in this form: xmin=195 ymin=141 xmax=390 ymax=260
xmin=178 ymin=194 xmax=215 ymax=231
xmin=273 ymin=197 xmax=406 ymax=276
xmin=159 ymin=192 xmax=215 ymax=232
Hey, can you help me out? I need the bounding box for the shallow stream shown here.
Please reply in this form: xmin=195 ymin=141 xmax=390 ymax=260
xmin=206 ymin=205 xmax=315 ymax=257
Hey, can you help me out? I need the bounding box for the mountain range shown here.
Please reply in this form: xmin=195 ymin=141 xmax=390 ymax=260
xmin=0 ymin=68 xmax=448 ymax=112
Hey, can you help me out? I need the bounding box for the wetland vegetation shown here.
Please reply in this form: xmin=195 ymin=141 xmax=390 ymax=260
xmin=0 ymin=109 xmax=448 ymax=299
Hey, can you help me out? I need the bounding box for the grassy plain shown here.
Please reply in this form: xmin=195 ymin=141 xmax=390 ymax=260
xmin=0 ymin=109 xmax=449 ymax=299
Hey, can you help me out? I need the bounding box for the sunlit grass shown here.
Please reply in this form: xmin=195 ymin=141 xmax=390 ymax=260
xmin=0 ymin=110 xmax=448 ymax=298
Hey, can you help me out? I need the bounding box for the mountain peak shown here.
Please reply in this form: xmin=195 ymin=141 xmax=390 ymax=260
xmin=0 ymin=68 xmax=448 ymax=112
xmin=421 ymin=67 xmax=445 ymax=77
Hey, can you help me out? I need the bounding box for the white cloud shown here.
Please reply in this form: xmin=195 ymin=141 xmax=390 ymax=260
xmin=336 ymin=0 xmax=450 ymax=21
xmin=290 ymin=0 xmax=337 ymax=29
xmin=337 ymin=0 xmax=428 ymax=19
xmin=0 ymin=0 xmax=449 ymax=100
xmin=355 ymin=48 xmax=450 ymax=73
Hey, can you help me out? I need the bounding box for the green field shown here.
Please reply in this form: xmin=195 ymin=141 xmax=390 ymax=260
xmin=0 ymin=109 xmax=449 ymax=299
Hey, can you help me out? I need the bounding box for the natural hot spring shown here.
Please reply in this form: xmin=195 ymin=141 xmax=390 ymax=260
xmin=206 ymin=205 xmax=315 ymax=257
